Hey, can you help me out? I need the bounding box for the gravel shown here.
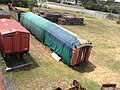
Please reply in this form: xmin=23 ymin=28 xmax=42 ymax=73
xmin=4 ymin=78 xmax=17 ymax=90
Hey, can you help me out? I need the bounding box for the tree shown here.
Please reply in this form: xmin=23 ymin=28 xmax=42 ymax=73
xmin=81 ymin=0 xmax=91 ymax=5
xmin=11 ymin=0 xmax=28 ymax=7
xmin=75 ymin=0 xmax=78 ymax=5
xmin=116 ymin=2 xmax=120 ymax=24
xmin=26 ymin=0 xmax=37 ymax=11
xmin=81 ymin=0 xmax=96 ymax=4
xmin=0 ymin=0 xmax=9 ymax=4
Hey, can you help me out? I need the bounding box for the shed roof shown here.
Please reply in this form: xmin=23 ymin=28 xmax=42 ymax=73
xmin=0 ymin=8 xmax=10 ymax=15
xmin=0 ymin=18 xmax=30 ymax=34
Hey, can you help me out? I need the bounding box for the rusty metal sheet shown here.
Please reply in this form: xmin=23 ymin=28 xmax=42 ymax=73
xmin=70 ymin=45 xmax=92 ymax=66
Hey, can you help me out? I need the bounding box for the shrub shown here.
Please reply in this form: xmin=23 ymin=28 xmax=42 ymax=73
xmin=112 ymin=4 xmax=120 ymax=14
xmin=116 ymin=17 xmax=120 ymax=24
xmin=102 ymin=5 xmax=109 ymax=12
xmin=83 ymin=1 xmax=120 ymax=14
xmin=11 ymin=0 xmax=28 ymax=7
xmin=0 ymin=0 xmax=9 ymax=4
xmin=95 ymin=3 xmax=103 ymax=11
xmin=84 ymin=2 xmax=104 ymax=11
xmin=106 ymin=13 xmax=115 ymax=20
xmin=84 ymin=1 xmax=95 ymax=10
xmin=19 ymin=0 xmax=28 ymax=7
xmin=81 ymin=0 xmax=91 ymax=5
xmin=27 ymin=0 xmax=37 ymax=11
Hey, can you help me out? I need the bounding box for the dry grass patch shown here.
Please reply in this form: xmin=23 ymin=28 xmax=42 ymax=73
xmin=4 ymin=36 xmax=100 ymax=90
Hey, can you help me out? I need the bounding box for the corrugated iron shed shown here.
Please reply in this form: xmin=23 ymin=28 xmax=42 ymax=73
xmin=0 ymin=8 xmax=10 ymax=19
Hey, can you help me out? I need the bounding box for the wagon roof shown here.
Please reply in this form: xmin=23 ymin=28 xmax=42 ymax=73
xmin=1 ymin=29 xmax=17 ymax=35
xmin=0 ymin=18 xmax=30 ymax=34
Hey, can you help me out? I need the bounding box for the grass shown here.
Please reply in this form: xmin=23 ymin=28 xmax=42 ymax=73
xmin=1 ymin=6 xmax=120 ymax=90
xmin=15 ymin=7 xmax=30 ymax=12
xmin=63 ymin=19 xmax=120 ymax=71
xmin=4 ymin=36 xmax=100 ymax=90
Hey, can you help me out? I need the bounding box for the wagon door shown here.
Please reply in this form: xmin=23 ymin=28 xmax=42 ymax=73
xmin=20 ymin=33 xmax=29 ymax=52
xmin=84 ymin=46 xmax=92 ymax=62
xmin=70 ymin=48 xmax=82 ymax=66
xmin=70 ymin=45 xmax=92 ymax=66
xmin=13 ymin=32 xmax=20 ymax=53
xmin=3 ymin=34 xmax=13 ymax=54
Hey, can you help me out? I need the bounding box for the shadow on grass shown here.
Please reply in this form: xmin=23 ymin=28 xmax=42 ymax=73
xmin=22 ymin=54 xmax=40 ymax=71
xmin=70 ymin=61 xmax=96 ymax=73
xmin=7 ymin=54 xmax=40 ymax=72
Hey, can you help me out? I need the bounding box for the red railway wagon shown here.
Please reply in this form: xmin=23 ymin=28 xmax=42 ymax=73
xmin=0 ymin=8 xmax=10 ymax=19
xmin=0 ymin=18 xmax=32 ymax=71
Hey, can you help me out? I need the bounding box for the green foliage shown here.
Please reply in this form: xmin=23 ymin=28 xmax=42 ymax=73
xmin=106 ymin=13 xmax=115 ymax=20
xmin=116 ymin=17 xmax=120 ymax=24
xmin=84 ymin=2 xmax=103 ymax=11
xmin=94 ymin=3 xmax=103 ymax=11
xmin=11 ymin=0 xmax=28 ymax=7
xmin=84 ymin=1 xmax=96 ymax=10
xmin=83 ymin=1 xmax=120 ymax=14
xmin=108 ymin=4 xmax=120 ymax=14
xmin=102 ymin=5 xmax=109 ymax=12
xmin=27 ymin=0 xmax=37 ymax=11
xmin=19 ymin=0 xmax=28 ymax=7
xmin=81 ymin=0 xmax=92 ymax=5
xmin=0 ymin=0 xmax=9 ymax=4
xmin=10 ymin=0 xmax=37 ymax=9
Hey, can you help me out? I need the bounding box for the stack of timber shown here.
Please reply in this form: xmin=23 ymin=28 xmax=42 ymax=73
xmin=54 ymin=80 xmax=87 ymax=90
xmin=34 ymin=9 xmax=84 ymax=25
xmin=101 ymin=84 xmax=120 ymax=90
xmin=35 ymin=10 xmax=62 ymax=23
xmin=58 ymin=14 xmax=84 ymax=25
xmin=44 ymin=12 xmax=62 ymax=23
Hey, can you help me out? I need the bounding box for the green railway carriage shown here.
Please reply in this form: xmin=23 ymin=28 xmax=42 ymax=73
xmin=20 ymin=12 xmax=92 ymax=66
